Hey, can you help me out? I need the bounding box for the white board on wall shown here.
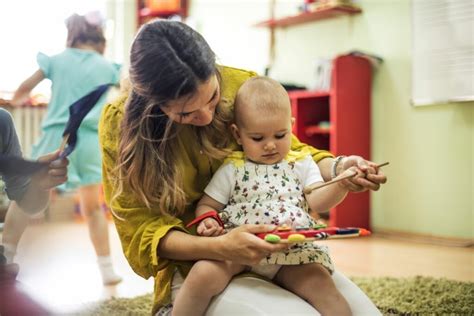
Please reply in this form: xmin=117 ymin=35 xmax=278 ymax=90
xmin=411 ymin=0 xmax=474 ymax=106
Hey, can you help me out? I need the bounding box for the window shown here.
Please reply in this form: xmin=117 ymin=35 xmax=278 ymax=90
xmin=0 ymin=0 xmax=106 ymax=100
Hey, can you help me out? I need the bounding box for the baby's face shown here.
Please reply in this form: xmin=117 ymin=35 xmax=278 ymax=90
xmin=234 ymin=109 xmax=293 ymax=165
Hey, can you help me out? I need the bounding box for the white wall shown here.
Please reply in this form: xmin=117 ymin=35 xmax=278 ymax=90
xmin=189 ymin=0 xmax=271 ymax=75
xmin=0 ymin=0 xmax=107 ymax=96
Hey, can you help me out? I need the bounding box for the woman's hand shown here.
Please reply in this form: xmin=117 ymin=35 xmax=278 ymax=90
xmin=216 ymin=224 xmax=288 ymax=265
xmin=337 ymin=155 xmax=387 ymax=192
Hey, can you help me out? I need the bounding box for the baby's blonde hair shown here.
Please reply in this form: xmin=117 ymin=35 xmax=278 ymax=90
xmin=234 ymin=76 xmax=290 ymax=127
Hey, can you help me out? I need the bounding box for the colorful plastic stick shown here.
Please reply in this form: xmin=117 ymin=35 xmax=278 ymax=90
xmin=256 ymin=225 xmax=371 ymax=244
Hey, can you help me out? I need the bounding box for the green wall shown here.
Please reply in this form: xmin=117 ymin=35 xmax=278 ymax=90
xmin=270 ymin=0 xmax=473 ymax=239
xmin=118 ymin=0 xmax=473 ymax=239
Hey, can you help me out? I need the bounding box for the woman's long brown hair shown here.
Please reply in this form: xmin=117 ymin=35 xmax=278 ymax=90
xmin=112 ymin=20 xmax=232 ymax=216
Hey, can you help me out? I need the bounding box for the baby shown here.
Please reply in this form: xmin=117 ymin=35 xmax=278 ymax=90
xmin=173 ymin=77 xmax=358 ymax=316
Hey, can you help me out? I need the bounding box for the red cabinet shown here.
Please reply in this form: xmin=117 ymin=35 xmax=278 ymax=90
xmin=289 ymin=54 xmax=372 ymax=228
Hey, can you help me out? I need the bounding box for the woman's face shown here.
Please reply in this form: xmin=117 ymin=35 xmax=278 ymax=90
xmin=161 ymin=75 xmax=220 ymax=126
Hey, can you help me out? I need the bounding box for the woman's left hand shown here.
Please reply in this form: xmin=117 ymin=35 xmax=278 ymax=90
xmin=338 ymin=155 xmax=387 ymax=192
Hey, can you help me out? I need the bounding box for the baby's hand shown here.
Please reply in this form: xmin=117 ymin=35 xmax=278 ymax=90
xmin=197 ymin=217 xmax=225 ymax=237
xmin=32 ymin=151 xmax=69 ymax=190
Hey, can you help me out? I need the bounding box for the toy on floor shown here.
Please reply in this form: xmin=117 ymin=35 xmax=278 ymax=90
xmin=256 ymin=224 xmax=371 ymax=244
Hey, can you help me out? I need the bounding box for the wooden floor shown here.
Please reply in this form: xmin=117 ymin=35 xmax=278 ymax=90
xmin=1 ymin=220 xmax=473 ymax=314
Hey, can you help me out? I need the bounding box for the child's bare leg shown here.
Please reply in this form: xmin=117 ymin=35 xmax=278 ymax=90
xmin=274 ymin=263 xmax=351 ymax=316
xmin=172 ymin=260 xmax=245 ymax=316
xmin=78 ymin=184 xmax=109 ymax=256
xmin=79 ymin=184 xmax=121 ymax=285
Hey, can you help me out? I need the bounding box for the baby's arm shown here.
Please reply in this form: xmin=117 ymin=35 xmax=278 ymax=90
xmin=195 ymin=194 xmax=226 ymax=237
xmin=305 ymin=167 xmax=360 ymax=213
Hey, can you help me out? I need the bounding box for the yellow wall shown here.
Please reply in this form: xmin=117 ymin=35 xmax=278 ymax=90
xmin=270 ymin=0 xmax=473 ymax=239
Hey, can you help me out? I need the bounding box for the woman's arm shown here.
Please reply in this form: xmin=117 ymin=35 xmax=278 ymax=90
xmin=164 ymin=193 xmax=287 ymax=264
xmin=11 ymin=70 xmax=45 ymax=106
xmin=290 ymin=134 xmax=387 ymax=191
xmin=158 ymin=224 xmax=287 ymax=266
xmin=290 ymin=135 xmax=333 ymax=179
xmin=315 ymin=157 xmax=333 ymax=182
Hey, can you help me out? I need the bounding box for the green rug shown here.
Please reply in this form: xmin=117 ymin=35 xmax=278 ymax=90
xmin=84 ymin=276 xmax=474 ymax=315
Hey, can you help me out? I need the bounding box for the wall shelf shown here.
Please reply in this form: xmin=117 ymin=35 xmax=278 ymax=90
xmin=288 ymin=90 xmax=330 ymax=99
xmin=255 ymin=5 xmax=361 ymax=28
xmin=305 ymin=125 xmax=331 ymax=137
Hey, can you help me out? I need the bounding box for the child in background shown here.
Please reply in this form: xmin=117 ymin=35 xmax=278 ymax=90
xmin=0 ymin=108 xmax=68 ymax=273
xmin=5 ymin=11 xmax=122 ymax=285
xmin=173 ymin=77 xmax=361 ymax=316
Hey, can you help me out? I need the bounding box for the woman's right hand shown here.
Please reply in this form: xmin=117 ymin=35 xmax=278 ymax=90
xmin=216 ymin=224 xmax=288 ymax=265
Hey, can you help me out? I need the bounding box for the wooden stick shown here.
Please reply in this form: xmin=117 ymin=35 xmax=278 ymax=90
xmin=303 ymin=161 xmax=389 ymax=194
xmin=58 ymin=134 xmax=69 ymax=153
xmin=303 ymin=171 xmax=357 ymax=194
xmin=376 ymin=162 xmax=390 ymax=168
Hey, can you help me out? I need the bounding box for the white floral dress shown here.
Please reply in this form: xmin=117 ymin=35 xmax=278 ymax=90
xmin=204 ymin=151 xmax=334 ymax=274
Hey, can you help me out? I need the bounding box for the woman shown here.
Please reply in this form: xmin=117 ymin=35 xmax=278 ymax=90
xmin=99 ymin=20 xmax=386 ymax=315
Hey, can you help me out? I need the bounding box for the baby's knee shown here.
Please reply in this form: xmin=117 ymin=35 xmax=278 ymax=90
xmin=187 ymin=261 xmax=233 ymax=295
xmin=304 ymin=263 xmax=336 ymax=289
xmin=307 ymin=262 xmax=331 ymax=277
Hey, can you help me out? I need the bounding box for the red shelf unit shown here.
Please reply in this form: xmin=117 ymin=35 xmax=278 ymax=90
xmin=255 ymin=5 xmax=361 ymax=28
xmin=289 ymin=55 xmax=372 ymax=229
